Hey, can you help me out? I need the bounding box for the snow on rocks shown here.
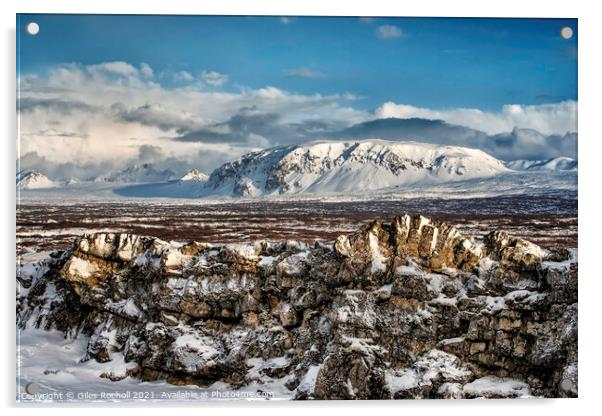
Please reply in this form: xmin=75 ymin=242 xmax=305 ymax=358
xmin=179 ymin=169 xmax=209 ymax=182
xmin=387 ymin=349 xmax=472 ymax=399
xmin=462 ymin=376 xmax=532 ymax=398
xmin=17 ymin=214 xmax=577 ymax=400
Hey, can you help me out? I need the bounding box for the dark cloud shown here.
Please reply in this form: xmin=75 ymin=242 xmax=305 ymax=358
xmin=323 ymin=118 xmax=578 ymax=161
xmin=174 ymin=108 xmax=282 ymax=143
xmin=174 ymin=129 xmax=248 ymax=144
xmin=172 ymin=111 xmax=578 ymax=161
xmin=488 ymin=129 xmax=577 ymax=161
xmin=36 ymin=129 xmax=88 ymax=139
xmin=172 ymin=107 xmax=341 ymax=145
xmin=110 ymin=103 xmax=193 ymax=133
xmin=137 ymin=145 xmax=164 ymax=164
xmin=19 ymin=97 xmax=96 ymax=114
xmin=327 ymin=118 xmax=487 ymax=144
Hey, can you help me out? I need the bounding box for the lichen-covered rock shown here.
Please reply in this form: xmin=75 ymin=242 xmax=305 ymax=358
xmin=16 ymin=214 xmax=578 ymax=399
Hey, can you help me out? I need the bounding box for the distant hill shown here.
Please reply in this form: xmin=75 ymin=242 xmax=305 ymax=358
xmin=16 ymin=170 xmax=57 ymax=190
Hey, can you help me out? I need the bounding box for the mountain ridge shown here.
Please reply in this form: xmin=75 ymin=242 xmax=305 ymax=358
xmin=206 ymin=139 xmax=508 ymax=197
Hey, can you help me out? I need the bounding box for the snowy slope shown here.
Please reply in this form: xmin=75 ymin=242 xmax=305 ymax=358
xmin=506 ymin=157 xmax=577 ymax=172
xmin=16 ymin=171 xmax=57 ymax=190
xmin=98 ymin=163 xmax=177 ymax=183
xmin=206 ymin=140 xmax=509 ymax=197
xmin=19 ymin=141 xmax=577 ymax=201
xmin=180 ymin=169 xmax=209 ymax=182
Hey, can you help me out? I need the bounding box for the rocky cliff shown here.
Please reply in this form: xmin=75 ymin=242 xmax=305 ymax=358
xmin=16 ymin=215 xmax=577 ymax=399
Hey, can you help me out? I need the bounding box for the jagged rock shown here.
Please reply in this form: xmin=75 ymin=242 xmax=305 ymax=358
xmin=387 ymin=349 xmax=473 ymax=399
xmin=313 ymin=344 xmax=389 ymax=400
xmin=16 ymin=214 xmax=578 ymax=399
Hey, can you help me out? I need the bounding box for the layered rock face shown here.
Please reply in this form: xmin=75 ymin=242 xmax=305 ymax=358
xmin=16 ymin=215 xmax=577 ymax=399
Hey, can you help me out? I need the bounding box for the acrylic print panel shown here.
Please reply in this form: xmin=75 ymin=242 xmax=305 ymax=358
xmin=16 ymin=14 xmax=578 ymax=402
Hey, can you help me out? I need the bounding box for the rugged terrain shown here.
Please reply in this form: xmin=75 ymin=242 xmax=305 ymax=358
xmin=17 ymin=214 xmax=577 ymax=400
xmin=16 ymin=196 xmax=578 ymax=257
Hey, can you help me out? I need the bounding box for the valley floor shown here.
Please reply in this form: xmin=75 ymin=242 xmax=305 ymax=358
xmin=17 ymin=194 xmax=577 ymax=257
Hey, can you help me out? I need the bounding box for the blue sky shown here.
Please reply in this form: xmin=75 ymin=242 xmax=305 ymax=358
xmin=18 ymin=15 xmax=577 ymax=111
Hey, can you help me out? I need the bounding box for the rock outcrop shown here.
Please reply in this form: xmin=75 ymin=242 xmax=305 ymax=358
xmin=16 ymin=214 xmax=577 ymax=399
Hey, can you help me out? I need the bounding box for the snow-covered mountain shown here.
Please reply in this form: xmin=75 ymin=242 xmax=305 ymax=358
xmin=63 ymin=177 xmax=80 ymax=187
xmin=205 ymin=140 xmax=509 ymax=197
xmin=21 ymin=141 xmax=576 ymax=201
xmin=180 ymin=169 xmax=209 ymax=182
xmin=99 ymin=163 xmax=177 ymax=183
xmin=16 ymin=170 xmax=57 ymax=190
xmin=506 ymin=157 xmax=577 ymax=172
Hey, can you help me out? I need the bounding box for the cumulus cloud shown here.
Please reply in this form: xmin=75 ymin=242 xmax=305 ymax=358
xmin=374 ymin=101 xmax=577 ymax=136
xmin=110 ymin=102 xmax=201 ymax=133
xmin=88 ymin=61 xmax=140 ymax=77
xmin=140 ymin=63 xmax=154 ymax=78
xmin=17 ymin=60 xmax=578 ymax=181
xmin=285 ymin=67 xmax=325 ymax=78
xmin=17 ymin=61 xmax=365 ymax=180
xmin=170 ymin=70 xmax=194 ymax=83
xmin=200 ymin=70 xmax=228 ymax=86
xmin=376 ymin=25 xmax=402 ymax=39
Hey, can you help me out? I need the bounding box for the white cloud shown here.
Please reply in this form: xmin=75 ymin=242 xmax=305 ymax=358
xmin=200 ymin=70 xmax=228 ymax=86
xmin=376 ymin=25 xmax=402 ymax=39
xmin=285 ymin=67 xmax=325 ymax=78
xmin=88 ymin=61 xmax=139 ymax=77
xmin=171 ymin=70 xmax=194 ymax=82
xmin=140 ymin=63 xmax=154 ymax=78
xmin=17 ymin=60 xmax=577 ymax=180
xmin=373 ymin=101 xmax=577 ymax=135
xmin=17 ymin=61 xmax=365 ymax=178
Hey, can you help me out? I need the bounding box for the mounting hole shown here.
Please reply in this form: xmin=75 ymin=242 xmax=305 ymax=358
xmin=26 ymin=22 xmax=39 ymax=36
xmin=560 ymin=26 xmax=573 ymax=40
xmin=25 ymin=382 xmax=40 ymax=395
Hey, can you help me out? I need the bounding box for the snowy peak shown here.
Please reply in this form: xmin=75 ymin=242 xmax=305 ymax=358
xmin=180 ymin=169 xmax=209 ymax=182
xmin=208 ymin=140 xmax=509 ymax=197
xmin=506 ymin=157 xmax=577 ymax=172
xmin=101 ymin=163 xmax=177 ymax=183
xmin=16 ymin=170 xmax=57 ymax=190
